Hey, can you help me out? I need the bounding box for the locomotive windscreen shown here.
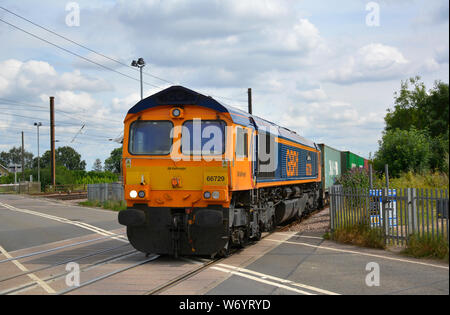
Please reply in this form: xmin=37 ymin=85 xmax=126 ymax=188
xmin=129 ymin=121 xmax=173 ymax=155
xmin=182 ymin=120 xmax=226 ymax=155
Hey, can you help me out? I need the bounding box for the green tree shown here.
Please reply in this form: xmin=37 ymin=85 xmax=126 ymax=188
xmin=0 ymin=147 xmax=34 ymax=169
xmin=385 ymin=76 xmax=428 ymax=132
xmin=92 ymin=158 xmax=103 ymax=172
xmin=382 ymin=77 xmax=449 ymax=173
xmin=374 ymin=128 xmax=431 ymax=177
xmin=104 ymin=147 xmax=122 ymax=174
xmin=38 ymin=146 xmax=86 ymax=170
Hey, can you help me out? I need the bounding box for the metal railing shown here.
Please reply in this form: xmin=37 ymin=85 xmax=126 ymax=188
xmin=0 ymin=182 xmax=41 ymax=194
xmin=87 ymin=183 xmax=124 ymax=202
xmin=330 ymin=186 xmax=449 ymax=246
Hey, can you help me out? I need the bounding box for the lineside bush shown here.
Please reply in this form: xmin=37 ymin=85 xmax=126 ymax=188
xmin=330 ymin=224 xmax=386 ymax=249
xmin=79 ymin=200 xmax=126 ymax=212
xmin=374 ymin=171 xmax=449 ymax=190
xmin=335 ymin=168 xmax=369 ymax=190
xmin=402 ymin=234 xmax=449 ymax=261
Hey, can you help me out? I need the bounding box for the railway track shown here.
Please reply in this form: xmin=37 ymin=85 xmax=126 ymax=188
xmin=142 ymin=207 xmax=330 ymax=295
xmin=144 ymin=258 xmax=219 ymax=295
xmin=57 ymin=253 xmax=160 ymax=295
xmin=41 ymin=193 xmax=87 ymax=200
xmin=0 ymin=233 xmax=135 ymax=295
xmin=0 ymin=208 xmax=327 ymax=295
xmin=143 ymin=223 xmax=295 ymax=295
xmin=2 ymin=249 xmax=140 ymax=295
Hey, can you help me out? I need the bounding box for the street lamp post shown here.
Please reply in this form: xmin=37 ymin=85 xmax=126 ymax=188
xmin=131 ymin=58 xmax=146 ymax=100
xmin=34 ymin=122 xmax=42 ymax=183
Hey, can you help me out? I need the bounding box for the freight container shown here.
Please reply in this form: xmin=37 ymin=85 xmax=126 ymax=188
xmin=318 ymin=144 xmax=342 ymax=195
xmin=341 ymin=151 xmax=364 ymax=172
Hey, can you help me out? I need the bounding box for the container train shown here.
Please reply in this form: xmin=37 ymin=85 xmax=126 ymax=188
xmin=118 ymin=85 xmax=368 ymax=257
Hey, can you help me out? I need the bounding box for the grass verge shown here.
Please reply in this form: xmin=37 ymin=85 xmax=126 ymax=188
xmin=79 ymin=200 xmax=127 ymax=212
xmin=402 ymin=234 xmax=449 ymax=262
xmin=328 ymin=224 xmax=386 ymax=249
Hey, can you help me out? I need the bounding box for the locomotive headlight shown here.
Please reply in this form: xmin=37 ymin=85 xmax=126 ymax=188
xmin=129 ymin=190 xmax=138 ymax=198
xmin=171 ymin=108 xmax=184 ymax=119
xmin=203 ymin=191 xmax=211 ymax=199
xmin=138 ymin=191 xmax=146 ymax=198
xmin=212 ymin=191 xmax=220 ymax=200
xmin=172 ymin=108 xmax=181 ymax=117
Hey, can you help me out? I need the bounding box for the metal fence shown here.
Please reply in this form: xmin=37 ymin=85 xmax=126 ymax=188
xmin=0 ymin=182 xmax=41 ymax=194
xmin=330 ymin=186 xmax=449 ymax=246
xmin=87 ymin=183 xmax=124 ymax=202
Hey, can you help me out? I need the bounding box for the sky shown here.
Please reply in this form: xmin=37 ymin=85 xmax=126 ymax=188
xmin=0 ymin=0 xmax=448 ymax=170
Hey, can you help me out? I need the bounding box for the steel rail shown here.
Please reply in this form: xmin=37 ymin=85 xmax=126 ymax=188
xmin=0 ymin=243 xmax=132 ymax=283
xmin=0 ymin=233 xmax=127 ymax=264
xmin=143 ymin=229 xmax=282 ymax=295
xmin=144 ymin=258 xmax=221 ymax=295
xmin=1 ymin=250 xmax=138 ymax=295
xmin=57 ymin=254 xmax=160 ymax=295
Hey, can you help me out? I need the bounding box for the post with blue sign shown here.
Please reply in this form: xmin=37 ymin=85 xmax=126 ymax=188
xmin=369 ymin=189 xmax=397 ymax=239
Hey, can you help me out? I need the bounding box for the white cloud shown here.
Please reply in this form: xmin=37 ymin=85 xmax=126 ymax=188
xmin=435 ymin=46 xmax=449 ymax=64
xmin=0 ymin=0 xmax=448 ymax=165
xmin=0 ymin=59 xmax=113 ymax=100
xmin=256 ymin=18 xmax=324 ymax=55
xmin=39 ymin=90 xmax=98 ymax=112
xmin=327 ymin=44 xmax=409 ymax=84
xmin=421 ymin=58 xmax=440 ymax=73
xmin=296 ymin=87 xmax=328 ymax=102
xmin=112 ymin=92 xmax=140 ymax=112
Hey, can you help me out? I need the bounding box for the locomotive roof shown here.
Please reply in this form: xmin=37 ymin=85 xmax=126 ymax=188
xmin=127 ymin=85 xmax=318 ymax=150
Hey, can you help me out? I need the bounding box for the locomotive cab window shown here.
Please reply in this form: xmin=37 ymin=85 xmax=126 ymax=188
xmin=129 ymin=121 xmax=173 ymax=155
xmin=182 ymin=120 xmax=226 ymax=155
xmin=236 ymin=127 xmax=248 ymax=159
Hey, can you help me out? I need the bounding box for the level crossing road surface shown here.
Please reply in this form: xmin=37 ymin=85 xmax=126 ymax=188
xmin=0 ymin=194 xmax=122 ymax=252
xmin=0 ymin=194 xmax=448 ymax=295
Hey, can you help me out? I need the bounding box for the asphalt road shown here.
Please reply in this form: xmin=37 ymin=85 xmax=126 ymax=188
xmin=0 ymin=194 xmax=448 ymax=295
xmin=206 ymin=233 xmax=449 ymax=295
xmin=0 ymin=194 xmax=122 ymax=252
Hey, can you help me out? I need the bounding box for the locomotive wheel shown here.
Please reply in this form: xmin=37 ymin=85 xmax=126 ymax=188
xmin=216 ymin=241 xmax=231 ymax=258
xmin=253 ymin=231 xmax=262 ymax=241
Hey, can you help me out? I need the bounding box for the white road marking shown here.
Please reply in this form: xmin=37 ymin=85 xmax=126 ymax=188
xmin=264 ymin=238 xmax=449 ymax=270
xmin=211 ymin=266 xmax=315 ymax=295
xmin=0 ymin=246 xmax=55 ymax=294
xmin=276 ymin=233 xmax=323 ymax=240
xmin=0 ymin=202 xmax=127 ymax=242
xmin=217 ymin=263 xmax=340 ymax=295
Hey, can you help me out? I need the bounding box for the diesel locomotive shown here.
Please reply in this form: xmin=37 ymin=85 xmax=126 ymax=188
xmin=118 ymin=85 xmax=322 ymax=257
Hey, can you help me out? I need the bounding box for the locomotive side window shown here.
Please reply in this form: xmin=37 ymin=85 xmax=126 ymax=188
xmin=258 ymin=132 xmax=276 ymax=179
xmin=236 ymin=127 xmax=248 ymax=159
xmin=129 ymin=121 xmax=173 ymax=155
xmin=182 ymin=120 xmax=226 ymax=155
